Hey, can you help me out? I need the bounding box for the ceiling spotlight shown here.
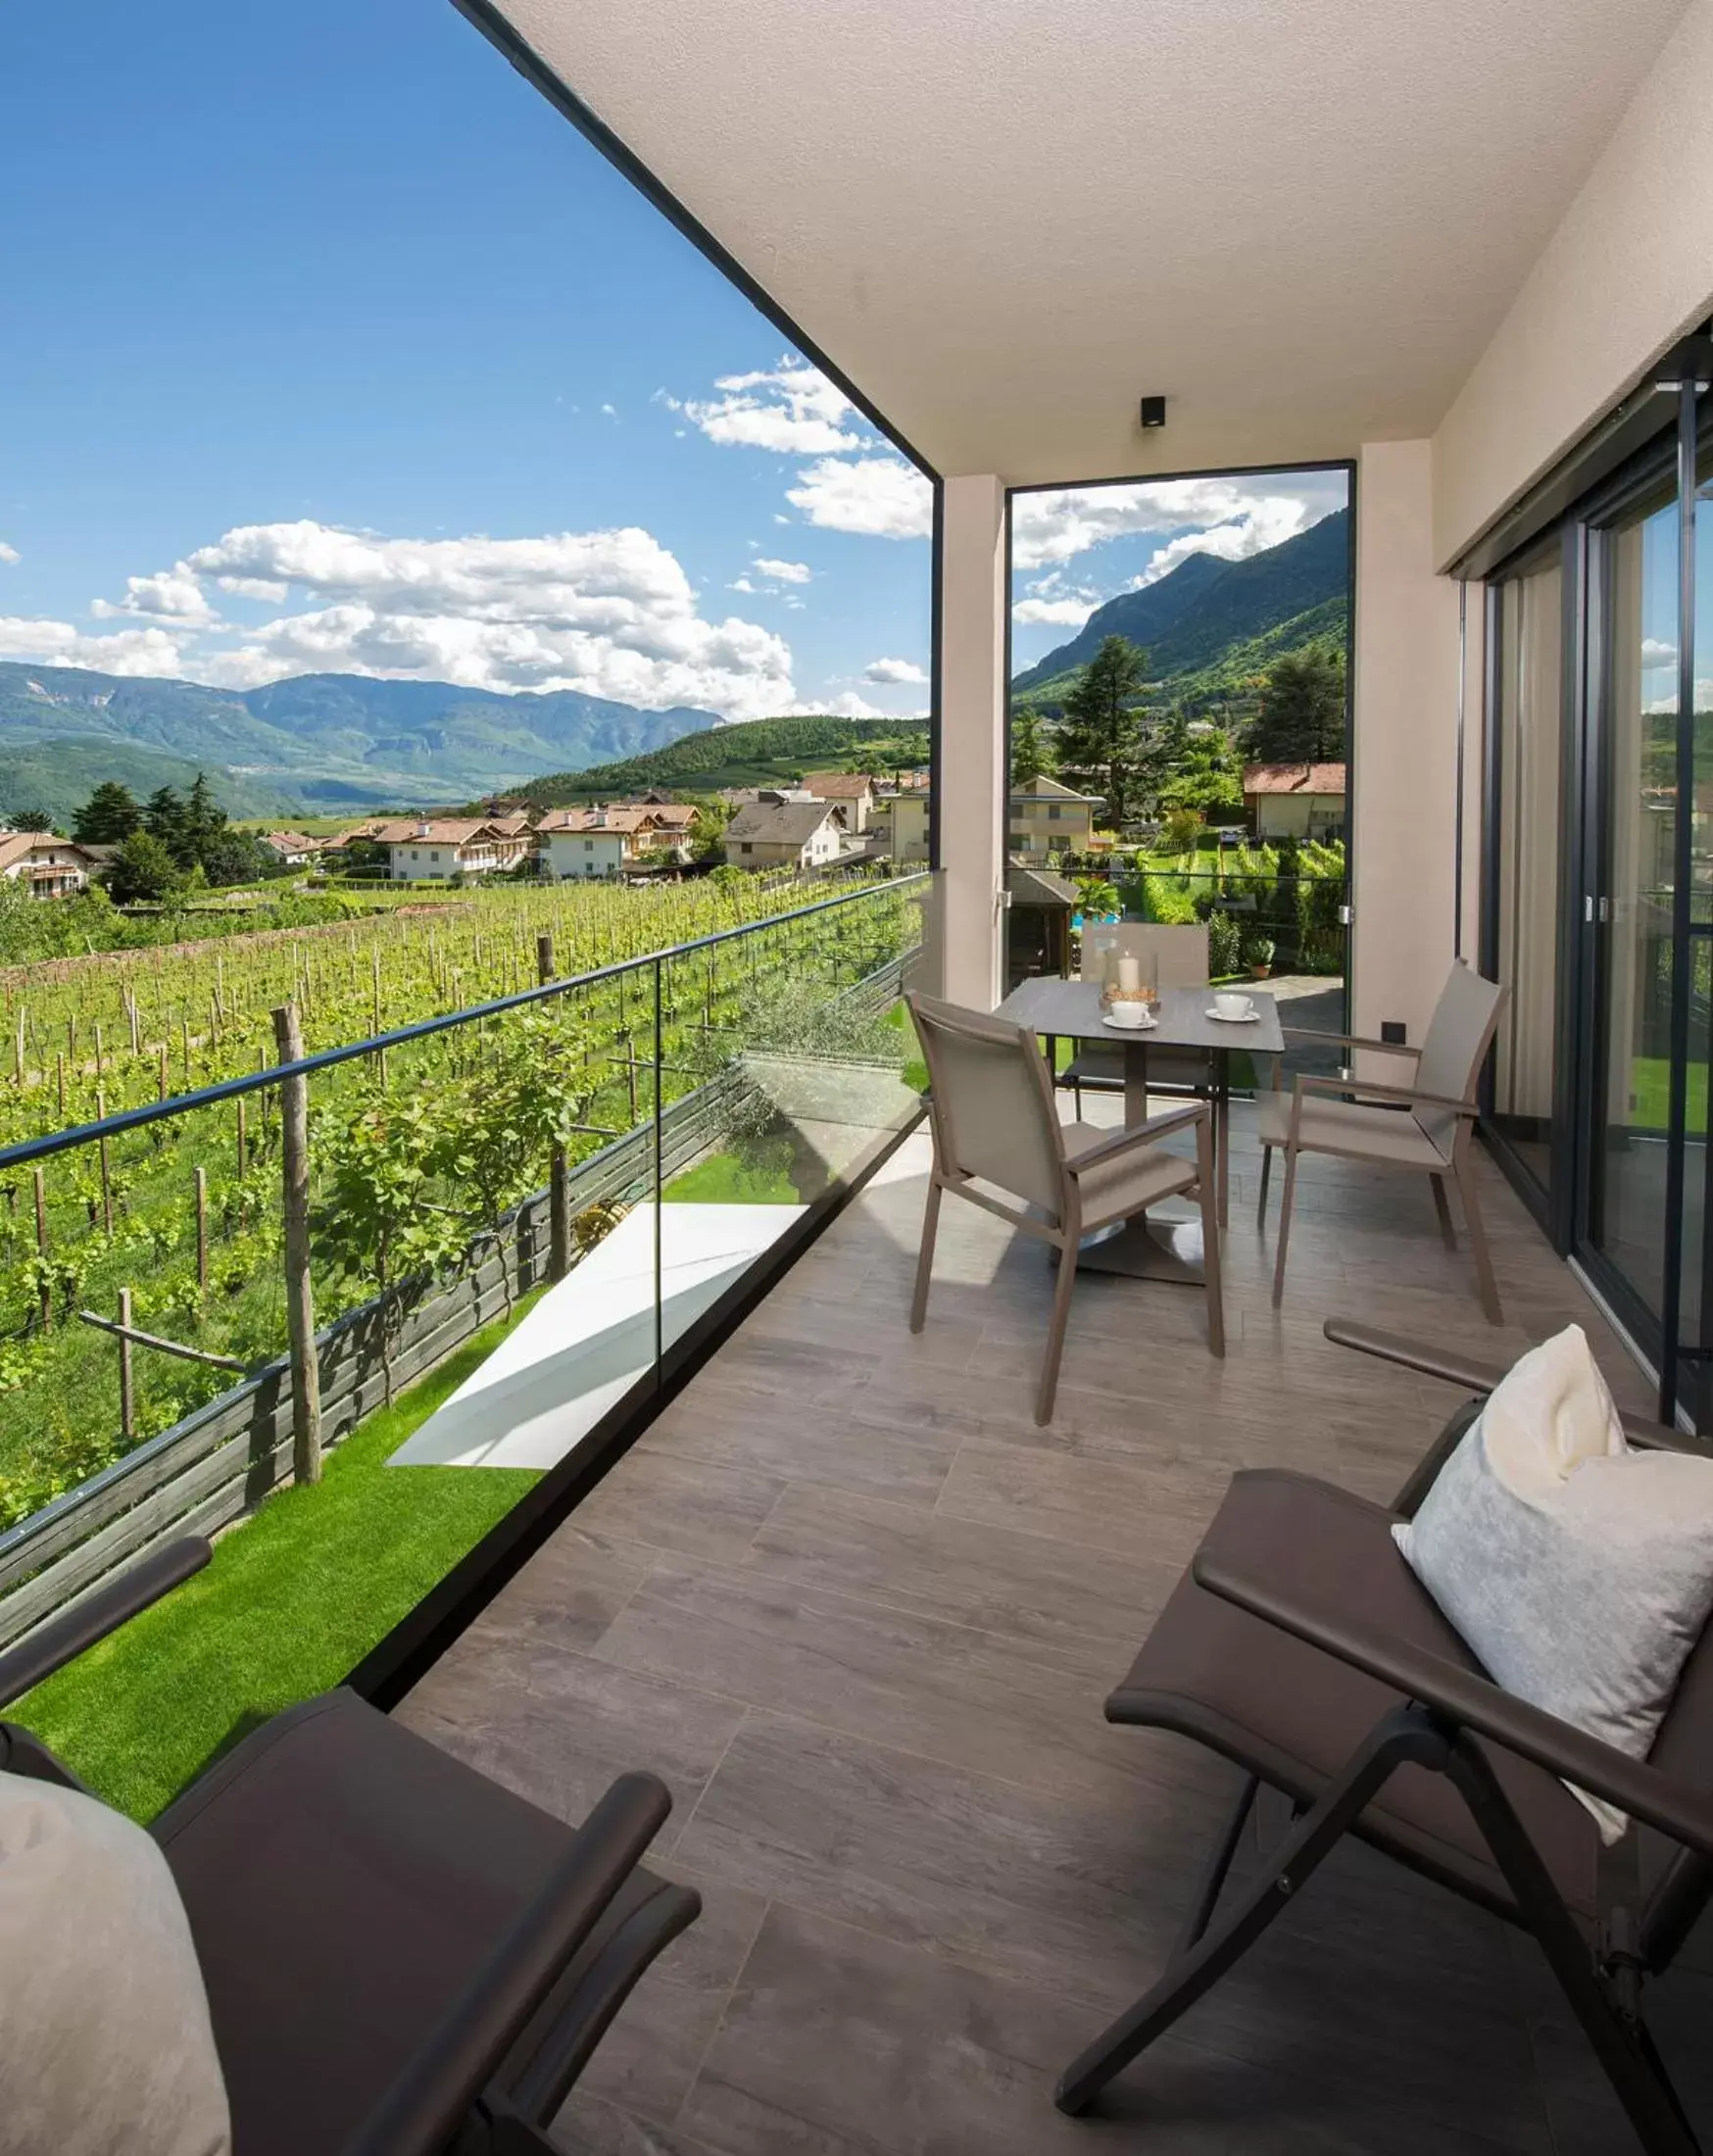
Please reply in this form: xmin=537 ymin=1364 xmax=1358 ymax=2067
xmin=1139 ymin=396 xmax=1167 ymax=429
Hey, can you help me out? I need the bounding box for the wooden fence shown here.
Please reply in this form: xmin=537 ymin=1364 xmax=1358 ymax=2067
xmin=0 ymin=948 xmax=913 ymax=1650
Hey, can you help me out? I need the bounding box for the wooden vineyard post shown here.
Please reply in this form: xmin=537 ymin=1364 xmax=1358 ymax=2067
xmin=236 ymin=1095 xmax=249 ymax=1177
xmin=96 ymin=1091 xmax=113 ymax=1232
xmin=118 ymin=1287 xmax=134 ymax=1443
xmin=625 ymin=1034 xmax=638 ymax=1122
xmin=271 ymin=1003 xmax=322 ymax=1487
xmin=194 ymin=1166 xmax=209 ymax=1292
xmin=538 ymin=935 xmax=571 ymax=1283
xmin=32 ymin=1168 xmax=49 ymax=1330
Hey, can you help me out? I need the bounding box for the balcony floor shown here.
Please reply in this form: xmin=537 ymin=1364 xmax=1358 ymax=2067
xmin=399 ymin=1102 xmax=1713 ymax=2155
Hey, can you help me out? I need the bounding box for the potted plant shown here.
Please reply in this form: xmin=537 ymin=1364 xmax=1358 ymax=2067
xmin=1248 ymin=934 xmax=1276 ymax=980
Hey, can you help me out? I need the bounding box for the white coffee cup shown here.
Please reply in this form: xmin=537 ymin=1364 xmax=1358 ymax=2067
xmin=1106 ymin=1001 xmax=1149 ymax=1029
xmin=1211 ymin=991 xmax=1253 ymax=1020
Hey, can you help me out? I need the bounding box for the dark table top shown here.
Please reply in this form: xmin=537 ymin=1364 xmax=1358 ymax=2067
xmin=997 ymin=977 xmax=1286 ymax=1054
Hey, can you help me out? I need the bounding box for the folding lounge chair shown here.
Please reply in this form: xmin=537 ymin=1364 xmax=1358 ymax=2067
xmin=1054 ymin=1324 xmax=1713 ymax=2156
xmin=0 ymin=1539 xmax=700 ymax=2156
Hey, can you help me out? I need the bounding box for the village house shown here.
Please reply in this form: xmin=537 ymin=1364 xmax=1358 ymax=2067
xmin=1006 ymin=774 xmax=1102 ymax=858
xmin=721 ymin=797 xmax=845 ymax=870
xmin=1243 ymin=760 xmax=1348 ymax=841
xmin=374 ymin=818 xmax=530 ymax=882
xmin=799 ymin=771 xmax=878 ymax=832
xmin=0 ymin=833 xmax=102 ymax=899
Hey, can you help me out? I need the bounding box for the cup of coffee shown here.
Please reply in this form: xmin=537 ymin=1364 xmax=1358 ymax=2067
xmin=1106 ymin=1001 xmax=1149 ymax=1029
xmin=1212 ymin=991 xmax=1252 ymax=1020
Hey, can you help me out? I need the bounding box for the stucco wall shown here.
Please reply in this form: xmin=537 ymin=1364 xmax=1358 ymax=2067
xmin=1433 ymin=0 xmax=1713 ymax=565
xmin=1350 ymin=441 xmax=1463 ymax=1049
xmin=938 ymin=475 xmax=1006 ymax=1007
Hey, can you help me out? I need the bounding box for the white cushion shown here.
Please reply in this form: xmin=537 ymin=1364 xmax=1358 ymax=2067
xmin=0 ymin=1772 xmax=230 ymax=2156
xmin=1393 ymin=1325 xmax=1713 ymax=1842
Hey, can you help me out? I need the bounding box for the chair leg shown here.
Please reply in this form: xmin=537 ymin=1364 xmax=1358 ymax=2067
xmin=1444 ymin=1729 xmax=1697 ymax=2156
xmin=909 ymin=1179 xmax=942 ymax=1333
xmin=1054 ymin=1704 xmax=1448 ymax=2118
xmin=1271 ymin=1145 xmax=1299 ymax=1307
xmin=1037 ymin=1236 xmax=1079 ymax=1425
xmin=1453 ymin=1150 xmax=1503 ymax=1326
xmin=1256 ymin=1144 xmax=1272 ymax=1227
xmin=1429 ymin=1172 xmax=1458 ymax=1250
xmin=1197 ymin=1138 xmax=1226 ymax=1361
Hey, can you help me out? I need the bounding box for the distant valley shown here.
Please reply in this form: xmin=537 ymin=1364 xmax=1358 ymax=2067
xmin=0 ymin=663 xmax=719 ymax=824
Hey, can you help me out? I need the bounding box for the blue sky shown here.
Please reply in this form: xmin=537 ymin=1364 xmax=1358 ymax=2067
xmin=0 ymin=0 xmax=1346 ymax=724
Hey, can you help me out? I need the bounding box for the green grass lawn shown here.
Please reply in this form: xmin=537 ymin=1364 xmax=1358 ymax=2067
xmin=1629 ymin=1055 xmax=1709 ymax=1136
xmin=11 ymin=1301 xmax=544 ymax=1822
xmin=663 ymin=1143 xmax=801 ymax=1203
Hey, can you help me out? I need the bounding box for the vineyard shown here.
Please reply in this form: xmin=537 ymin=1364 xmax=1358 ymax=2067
xmin=0 ymin=869 xmax=925 ymax=1535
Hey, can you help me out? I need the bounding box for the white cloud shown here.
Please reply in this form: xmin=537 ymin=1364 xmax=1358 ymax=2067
xmin=729 ymin=576 xmax=759 ymax=594
xmin=0 ymin=542 xmax=19 ymax=566
xmin=1012 ymin=594 xmax=1101 ymax=627
xmin=90 ymin=560 xmax=220 ymax=627
xmin=600 ymin=402 xmax=617 ymax=418
xmin=217 ymin=573 xmax=289 ymax=603
xmin=0 ymin=618 xmax=184 ymax=675
xmin=861 ymin=656 xmax=927 ymax=684
xmin=1643 ymin=637 xmax=1678 ymax=667
xmin=1131 ymin=498 xmax=1320 ymax=587
xmin=1011 ymin=475 xmax=1343 ymax=570
xmin=787 ymin=455 xmax=933 ymax=540
xmin=1 ymin=518 xmax=802 ymax=721
xmin=753 ymin=557 xmax=811 ymax=584
xmin=664 ymin=361 xmax=865 ymax=455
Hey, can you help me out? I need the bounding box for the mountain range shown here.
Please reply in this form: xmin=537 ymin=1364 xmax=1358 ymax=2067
xmin=1012 ymin=506 xmax=1351 ymax=704
xmin=0 ymin=663 xmax=718 ymax=824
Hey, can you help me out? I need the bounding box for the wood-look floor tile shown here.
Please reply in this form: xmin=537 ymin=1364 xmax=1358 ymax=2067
xmin=571 ymin=1448 xmax=787 ymax=1565
xmin=398 ymin=1644 xmax=745 ymax=1853
xmin=936 ymin=1439 xmax=1231 ymax=1567
xmin=740 ymin=1481 xmax=1177 ymax=1663
xmin=590 ymin=1558 xmax=1138 ymax=1799
xmin=679 ymin=1903 xmax=1540 ymax=2156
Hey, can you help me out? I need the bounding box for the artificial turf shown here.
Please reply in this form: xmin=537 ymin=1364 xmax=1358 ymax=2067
xmin=11 ymin=1298 xmax=544 ymax=1823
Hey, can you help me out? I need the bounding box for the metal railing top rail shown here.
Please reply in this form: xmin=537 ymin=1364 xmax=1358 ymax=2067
xmin=0 ymin=870 xmax=930 ymax=1175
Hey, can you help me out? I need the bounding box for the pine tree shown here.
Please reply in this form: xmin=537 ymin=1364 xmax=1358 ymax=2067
xmin=104 ymin=830 xmax=183 ymax=905
xmin=1009 ymin=706 xmax=1055 ymax=787
xmin=1055 ymin=636 xmax=1149 ymax=828
xmin=1248 ymin=647 xmax=1346 ymax=763
xmin=183 ymin=771 xmax=228 ymax=866
xmin=73 ymin=781 xmax=144 ymax=846
xmin=143 ymin=786 xmax=193 ymax=867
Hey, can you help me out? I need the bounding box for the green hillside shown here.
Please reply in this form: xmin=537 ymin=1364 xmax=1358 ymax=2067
xmin=0 ymin=662 xmax=716 ymax=808
xmin=514 ymin=715 xmax=930 ymax=806
xmin=0 ymin=736 xmax=305 ymax=828
xmin=1014 ymin=508 xmax=1350 ymax=711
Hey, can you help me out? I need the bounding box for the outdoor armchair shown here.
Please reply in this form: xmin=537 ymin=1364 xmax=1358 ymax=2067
xmin=0 ymin=1539 xmax=700 ymax=2156
xmin=906 ymin=990 xmax=1223 ymax=1424
xmin=1256 ymin=957 xmax=1507 ymax=1320
xmin=1054 ymin=1321 xmax=1713 ymax=2154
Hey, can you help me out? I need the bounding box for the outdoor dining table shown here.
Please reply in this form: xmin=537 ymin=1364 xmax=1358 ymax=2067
xmin=995 ymin=975 xmax=1284 ymax=1284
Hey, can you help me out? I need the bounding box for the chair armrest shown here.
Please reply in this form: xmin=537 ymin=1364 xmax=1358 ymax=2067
xmin=343 ymin=1772 xmax=675 ymax=2156
xmin=1192 ymin=1544 xmax=1713 ymax=1857
xmin=1324 ymin=1322 xmax=1707 ymax=1456
xmin=1064 ymin=1102 xmax=1204 ymax=1171
xmin=1282 ymin=1029 xmax=1420 ymax=1060
xmin=1293 ymin=1072 xmax=1478 ymax=1116
xmin=0 ymin=1537 xmax=211 ymax=1708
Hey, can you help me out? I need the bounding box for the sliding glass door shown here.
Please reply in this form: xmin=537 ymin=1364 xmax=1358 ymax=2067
xmin=1487 ymin=547 xmax=1566 ymax=1210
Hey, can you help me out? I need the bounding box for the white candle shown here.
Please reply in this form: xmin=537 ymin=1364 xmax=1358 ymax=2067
xmin=1116 ymin=954 xmax=1141 ymax=993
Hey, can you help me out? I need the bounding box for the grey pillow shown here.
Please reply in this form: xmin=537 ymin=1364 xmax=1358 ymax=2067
xmin=0 ymin=1771 xmax=230 ymax=2156
xmin=1393 ymin=1324 xmax=1713 ymax=1842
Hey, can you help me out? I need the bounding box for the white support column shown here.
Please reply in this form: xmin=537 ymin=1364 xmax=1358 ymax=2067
xmin=935 ymin=473 xmax=1007 ymax=1008
xmin=1349 ymin=440 xmax=1463 ymax=1050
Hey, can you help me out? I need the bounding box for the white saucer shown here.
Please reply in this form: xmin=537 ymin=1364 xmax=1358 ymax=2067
xmin=1101 ymin=1014 xmax=1158 ymax=1033
xmin=1204 ymin=1005 xmax=1260 ymax=1023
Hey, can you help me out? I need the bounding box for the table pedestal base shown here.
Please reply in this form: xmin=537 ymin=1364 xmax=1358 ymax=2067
xmin=1067 ymin=1200 xmax=1205 ymax=1284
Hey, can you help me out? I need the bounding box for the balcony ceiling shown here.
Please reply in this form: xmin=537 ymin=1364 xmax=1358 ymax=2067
xmin=486 ymin=0 xmax=1689 ymax=483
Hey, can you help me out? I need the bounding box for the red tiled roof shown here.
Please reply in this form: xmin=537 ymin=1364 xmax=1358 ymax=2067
xmin=1242 ymin=761 xmax=1346 ymax=796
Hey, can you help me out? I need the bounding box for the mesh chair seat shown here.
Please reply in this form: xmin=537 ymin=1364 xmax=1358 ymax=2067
xmin=1254 ymin=1088 xmax=1451 ymax=1169
xmin=1107 ymin=1469 xmax=1600 ymax=1921
xmin=153 ymin=1689 xmax=682 ymax=2156
xmin=1062 ymin=1121 xmax=1199 ymax=1229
